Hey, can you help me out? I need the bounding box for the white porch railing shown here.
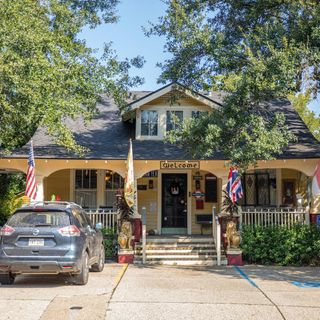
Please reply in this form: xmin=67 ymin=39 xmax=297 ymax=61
xmin=85 ymin=209 xmax=118 ymax=229
xmin=212 ymin=207 xmax=221 ymax=266
xmin=240 ymin=208 xmax=309 ymax=228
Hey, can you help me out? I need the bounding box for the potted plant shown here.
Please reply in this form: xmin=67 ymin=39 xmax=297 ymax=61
xmin=115 ymin=190 xmax=134 ymax=250
xmin=220 ymin=190 xmax=241 ymax=248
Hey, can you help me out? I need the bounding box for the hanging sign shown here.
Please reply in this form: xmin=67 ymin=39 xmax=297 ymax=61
xmin=160 ymin=161 xmax=200 ymax=169
xmin=192 ymin=190 xmax=205 ymax=198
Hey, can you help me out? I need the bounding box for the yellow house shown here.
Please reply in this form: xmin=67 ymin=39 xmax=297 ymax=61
xmin=1 ymin=83 xmax=320 ymax=238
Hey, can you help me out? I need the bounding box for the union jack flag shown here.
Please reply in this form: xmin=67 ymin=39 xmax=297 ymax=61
xmin=25 ymin=141 xmax=37 ymax=200
xmin=226 ymin=167 xmax=243 ymax=203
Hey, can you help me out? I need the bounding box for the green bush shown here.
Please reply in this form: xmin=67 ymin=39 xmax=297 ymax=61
xmin=241 ymin=224 xmax=320 ymax=266
xmin=0 ymin=173 xmax=25 ymax=226
xmin=100 ymin=227 xmax=117 ymax=259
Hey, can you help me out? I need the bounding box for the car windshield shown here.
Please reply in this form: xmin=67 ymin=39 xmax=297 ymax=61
xmin=7 ymin=211 xmax=70 ymax=227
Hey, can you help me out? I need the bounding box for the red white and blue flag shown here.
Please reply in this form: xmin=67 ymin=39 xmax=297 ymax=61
xmin=226 ymin=167 xmax=244 ymax=203
xmin=312 ymin=161 xmax=320 ymax=197
xmin=25 ymin=141 xmax=37 ymax=200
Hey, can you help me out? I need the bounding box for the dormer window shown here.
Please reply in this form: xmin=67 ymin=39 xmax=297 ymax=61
xmin=166 ymin=111 xmax=183 ymax=131
xmin=141 ymin=110 xmax=158 ymax=136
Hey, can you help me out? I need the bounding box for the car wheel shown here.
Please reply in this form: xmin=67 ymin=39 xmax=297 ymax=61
xmin=72 ymin=251 xmax=89 ymax=285
xmin=91 ymin=245 xmax=105 ymax=272
xmin=0 ymin=273 xmax=15 ymax=285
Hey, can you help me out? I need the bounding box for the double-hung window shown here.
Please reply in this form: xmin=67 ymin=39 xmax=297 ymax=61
xmin=105 ymin=171 xmax=124 ymax=208
xmin=166 ymin=111 xmax=183 ymax=131
xmin=141 ymin=110 xmax=158 ymax=136
xmin=191 ymin=110 xmax=208 ymax=119
xmin=75 ymin=170 xmax=97 ymax=208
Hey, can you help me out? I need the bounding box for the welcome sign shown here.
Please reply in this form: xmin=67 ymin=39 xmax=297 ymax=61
xmin=160 ymin=161 xmax=200 ymax=169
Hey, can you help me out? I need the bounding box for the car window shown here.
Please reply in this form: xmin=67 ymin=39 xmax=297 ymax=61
xmin=72 ymin=209 xmax=88 ymax=228
xmin=82 ymin=211 xmax=94 ymax=228
xmin=7 ymin=211 xmax=70 ymax=227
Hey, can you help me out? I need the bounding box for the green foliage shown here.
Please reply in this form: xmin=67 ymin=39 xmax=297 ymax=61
xmin=241 ymin=225 xmax=320 ymax=266
xmin=289 ymin=92 xmax=320 ymax=141
xmin=149 ymin=0 xmax=320 ymax=169
xmin=0 ymin=0 xmax=143 ymax=154
xmin=222 ymin=190 xmax=240 ymax=216
xmin=101 ymin=227 xmax=117 ymax=258
xmin=0 ymin=173 xmax=25 ymax=225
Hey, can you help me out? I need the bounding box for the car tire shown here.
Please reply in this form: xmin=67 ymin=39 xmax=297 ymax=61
xmin=0 ymin=273 xmax=15 ymax=285
xmin=91 ymin=245 xmax=105 ymax=273
xmin=72 ymin=251 xmax=89 ymax=285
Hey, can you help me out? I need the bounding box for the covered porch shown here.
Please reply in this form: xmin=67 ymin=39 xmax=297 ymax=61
xmin=0 ymin=157 xmax=319 ymax=233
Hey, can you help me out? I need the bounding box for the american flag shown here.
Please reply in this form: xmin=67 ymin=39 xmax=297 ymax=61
xmin=226 ymin=167 xmax=243 ymax=203
xmin=25 ymin=141 xmax=37 ymax=200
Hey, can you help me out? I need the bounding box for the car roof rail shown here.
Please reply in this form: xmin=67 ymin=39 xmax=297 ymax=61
xmin=28 ymin=201 xmax=82 ymax=209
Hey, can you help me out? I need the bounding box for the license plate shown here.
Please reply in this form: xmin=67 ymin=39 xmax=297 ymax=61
xmin=28 ymin=238 xmax=44 ymax=246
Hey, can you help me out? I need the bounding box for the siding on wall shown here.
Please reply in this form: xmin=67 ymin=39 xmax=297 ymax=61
xmin=137 ymin=177 xmax=158 ymax=232
xmin=190 ymin=169 xmax=217 ymax=235
xmin=45 ymin=169 xmax=70 ymax=201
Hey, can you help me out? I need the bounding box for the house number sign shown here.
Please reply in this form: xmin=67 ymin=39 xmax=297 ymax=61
xmin=160 ymin=161 xmax=200 ymax=169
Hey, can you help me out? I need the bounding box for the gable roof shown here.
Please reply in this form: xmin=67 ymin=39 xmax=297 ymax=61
xmin=122 ymin=82 xmax=223 ymax=118
xmin=2 ymin=85 xmax=320 ymax=161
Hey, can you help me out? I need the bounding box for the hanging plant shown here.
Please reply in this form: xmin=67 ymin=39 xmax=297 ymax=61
xmin=222 ymin=190 xmax=241 ymax=216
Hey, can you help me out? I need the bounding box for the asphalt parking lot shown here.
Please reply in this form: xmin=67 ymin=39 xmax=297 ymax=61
xmin=0 ymin=263 xmax=123 ymax=320
xmin=0 ymin=264 xmax=319 ymax=320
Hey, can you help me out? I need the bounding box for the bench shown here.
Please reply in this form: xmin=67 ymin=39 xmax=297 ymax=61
xmin=195 ymin=214 xmax=212 ymax=235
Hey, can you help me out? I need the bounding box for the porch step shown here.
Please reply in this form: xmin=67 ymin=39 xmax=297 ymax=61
xmin=134 ymin=236 xmax=227 ymax=266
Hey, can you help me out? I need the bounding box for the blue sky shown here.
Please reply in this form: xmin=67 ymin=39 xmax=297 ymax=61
xmin=81 ymin=0 xmax=319 ymax=115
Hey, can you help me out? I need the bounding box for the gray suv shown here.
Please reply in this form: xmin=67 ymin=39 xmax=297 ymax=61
xmin=0 ymin=202 xmax=105 ymax=285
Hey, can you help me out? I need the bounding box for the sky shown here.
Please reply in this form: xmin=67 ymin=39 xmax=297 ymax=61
xmin=80 ymin=0 xmax=319 ymax=115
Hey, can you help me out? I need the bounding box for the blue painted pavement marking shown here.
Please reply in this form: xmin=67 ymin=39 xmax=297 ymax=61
xmin=233 ymin=266 xmax=258 ymax=288
xmin=291 ymin=281 xmax=320 ymax=288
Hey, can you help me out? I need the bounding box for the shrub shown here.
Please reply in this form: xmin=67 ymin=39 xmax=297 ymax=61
xmin=0 ymin=173 xmax=25 ymax=225
xmin=241 ymin=224 xmax=320 ymax=266
xmin=101 ymin=227 xmax=117 ymax=259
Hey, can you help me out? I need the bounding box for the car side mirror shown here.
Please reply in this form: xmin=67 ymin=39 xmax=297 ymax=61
xmin=95 ymin=222 xmax=103 ymax=230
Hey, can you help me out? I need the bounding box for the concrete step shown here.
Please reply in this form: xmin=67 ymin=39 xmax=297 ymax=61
xmin=144 ymin=237 xmax=214 ymax=244
xmin=134 ymin=254 xmax=217 ymax=260
xmin=133 ymin=259 xmax=228 ymax=266
xmin=135 ymin=244 xmax=215 ymax=249
xmin=134 ymin=249 xmax=216 ymax=255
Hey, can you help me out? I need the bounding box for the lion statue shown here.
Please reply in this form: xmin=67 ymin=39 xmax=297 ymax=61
xmin=226 ymin=221 xmax=241 ymax=249
xmin=118 ymin=221 xmax=133 ymax=250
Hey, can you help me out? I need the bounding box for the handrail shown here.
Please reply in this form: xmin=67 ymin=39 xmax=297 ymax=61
xmin=212 ymin=206 xmax=221 ymax=266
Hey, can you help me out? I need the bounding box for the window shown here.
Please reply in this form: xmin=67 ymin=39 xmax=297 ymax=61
xmin=75 ymin=170 xmax=97 ymax=208
xmin=166 ymin=111 xmax=183 ymax=131
xmin=105 ymin=171 xmax=124 ymax=208
xmin=205 ymin=174 xmax=217 ymax=202
xmin=192 ymin=111 xmax=208 ymax=119
xmin=241 ymin=172 xmax=276 ymax=207
xmin=141 ymin=110 xmax=158 ymax=136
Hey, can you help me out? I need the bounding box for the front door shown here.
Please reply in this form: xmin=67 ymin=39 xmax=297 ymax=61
xmin=162 ymin=174 xmax=188 ymax=233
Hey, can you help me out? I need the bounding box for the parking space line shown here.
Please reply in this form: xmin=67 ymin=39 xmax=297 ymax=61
xmin=234 ymin=266 xmax=287 ymax=320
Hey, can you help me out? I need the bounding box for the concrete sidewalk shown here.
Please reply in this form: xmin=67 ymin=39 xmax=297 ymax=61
xmin=106 ymin=265 xmax=320 ymax=320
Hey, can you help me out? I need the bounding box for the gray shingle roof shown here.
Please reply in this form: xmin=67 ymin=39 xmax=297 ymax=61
xmin=4 ymin=87 xmax=320 ymax=160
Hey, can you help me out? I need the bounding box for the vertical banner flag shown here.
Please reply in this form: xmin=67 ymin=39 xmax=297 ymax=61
xmin=124 ymin=139 xmax=135 ymax=207
xmin=226 ymin=167 xmax=243 ymax=203
xmin=312 ymin=161 xmax=320 ymax=197
xmin=25 ymin=140 xmax=37 ymax=200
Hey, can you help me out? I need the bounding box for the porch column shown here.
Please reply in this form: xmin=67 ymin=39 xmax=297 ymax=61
xmin=35 ymin=174 xmax=45 ymax=201
xmin=96 ymin=169 xmax=105 ymax=208
xmin=309 ymin=176 xmax=320 ymax=224
xmin=276 ymin=168 xmax=282 ymax=207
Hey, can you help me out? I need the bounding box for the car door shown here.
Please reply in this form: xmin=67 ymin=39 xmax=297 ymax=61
xmin=82 ymin=211 xmax=101 ymax=259
xmin=72 ymin=209 xmax=94 ymax=258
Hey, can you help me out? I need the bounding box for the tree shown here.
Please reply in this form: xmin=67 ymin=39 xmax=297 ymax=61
xmin=147 ymin=0 xmax=320 ymax=170
xmin=0 ymin=0 xmax=144 ymax=154
xmin=289 ymin=92 xmax=320 ymax=141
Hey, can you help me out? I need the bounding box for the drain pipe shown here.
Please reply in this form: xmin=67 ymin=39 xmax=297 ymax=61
xmin=141 ymin=207 xmax=147 ymax=264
